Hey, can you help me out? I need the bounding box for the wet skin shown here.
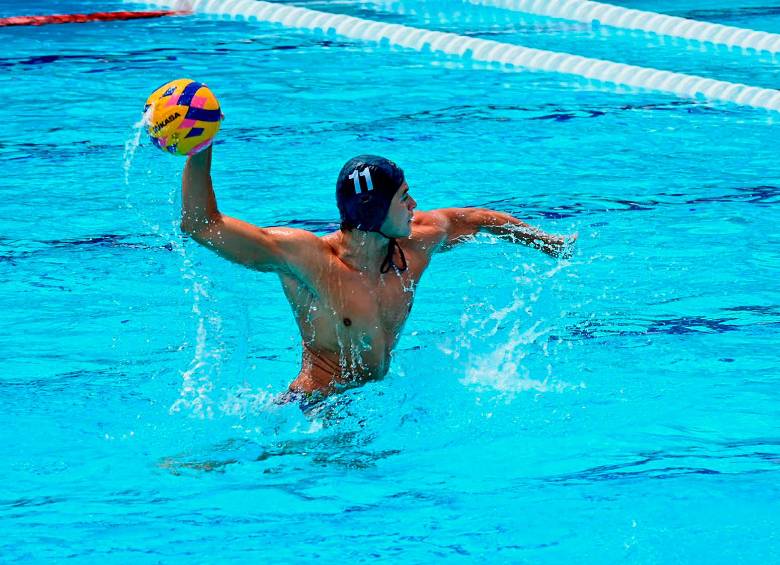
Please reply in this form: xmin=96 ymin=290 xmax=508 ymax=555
xmin=180 ymin=146 xmax=574 ymax=396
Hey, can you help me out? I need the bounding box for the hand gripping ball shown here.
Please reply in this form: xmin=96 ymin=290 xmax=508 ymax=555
xmin=144 ymin=78 xmax=223 ymax=156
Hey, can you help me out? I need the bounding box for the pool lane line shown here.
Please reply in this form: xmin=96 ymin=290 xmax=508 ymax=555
xmin=136 ymin=0 xmax=780 ymax=112
xmin=467 ymin=0 xmax=780 ymax=57
xmin=0 ymin=10 xmax=190 ymax=27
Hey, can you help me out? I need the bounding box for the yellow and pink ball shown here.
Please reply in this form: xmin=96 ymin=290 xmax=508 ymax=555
xmin=144 ymin=78 xmax=223 ymax=156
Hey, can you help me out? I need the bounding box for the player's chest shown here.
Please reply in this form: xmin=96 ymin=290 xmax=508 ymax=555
xmin=330 ymin=269 xmax=417 ymax=330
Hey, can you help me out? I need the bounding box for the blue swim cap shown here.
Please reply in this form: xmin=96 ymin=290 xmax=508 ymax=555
xmin=336 ymin=155 xmax=405 ymax=232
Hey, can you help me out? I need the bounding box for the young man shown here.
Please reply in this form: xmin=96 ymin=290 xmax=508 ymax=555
xmin=181 ymin=147 xmax=574 ymax=401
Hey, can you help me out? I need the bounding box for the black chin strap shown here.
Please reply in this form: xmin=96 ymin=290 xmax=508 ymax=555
xmin=378 ymin=232 xmax=408 ymax=274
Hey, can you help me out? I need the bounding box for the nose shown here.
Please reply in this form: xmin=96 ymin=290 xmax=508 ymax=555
xmin=408 ymin=197 xmax=417 ymax=211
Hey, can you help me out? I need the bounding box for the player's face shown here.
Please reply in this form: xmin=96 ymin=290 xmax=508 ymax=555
xmin=381 ymin=182 xmax=416 ymax=238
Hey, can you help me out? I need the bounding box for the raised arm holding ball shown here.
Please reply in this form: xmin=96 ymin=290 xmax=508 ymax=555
xmin=146 ymin=79 xmax=576 ymax=407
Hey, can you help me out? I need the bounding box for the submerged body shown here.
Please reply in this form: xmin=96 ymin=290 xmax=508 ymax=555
xmin=180 ymin=147 xmax=573 ymax=396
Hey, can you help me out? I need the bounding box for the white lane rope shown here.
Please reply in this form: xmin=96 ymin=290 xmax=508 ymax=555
xmin=140 ymin=0 xmax=780 ymax=112
xmin=467 ymin=0 xmax=780 ymax=57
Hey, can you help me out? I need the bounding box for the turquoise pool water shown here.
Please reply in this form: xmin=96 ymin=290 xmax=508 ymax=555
xmin=2 ymin=0 xmax=779 ymax=561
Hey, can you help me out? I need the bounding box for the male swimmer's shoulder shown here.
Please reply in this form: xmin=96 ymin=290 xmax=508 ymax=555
xmin=409 ymin=210 xmax=448 ymax=248
xmin=272 ymin=229 xmax=337 ymax=284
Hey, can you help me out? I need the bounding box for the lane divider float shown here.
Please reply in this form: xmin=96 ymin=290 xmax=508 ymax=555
xmin=137 ymin=0 xmax=780 ymax=112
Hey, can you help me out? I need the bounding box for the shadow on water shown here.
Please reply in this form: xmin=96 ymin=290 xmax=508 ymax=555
xmin=228 ymin=99 xmax=721 ymax=143
xmin=158 ymin=429 xmax=401 ymax=476
xmin=159 ymin=432 xmax=402 ymax=476
xmin=0 ymin=38 xmax=357 ymax=70
xmin=680 ymin=6 xmax=780 ymax=21
xmin=0 ymin=233 xmax=175 ymax=265
xmin=560 ymin=310 xmax=780 ymax=341
xmin=158 ymin=393 xmax=402 ymax=476
xmin=565 ymin=315 xmax=743 ymax=339
xmin=482 ymin=185 xmax=780 ymax=221
xmin=546 ymin=439 xmax=780 ymax=485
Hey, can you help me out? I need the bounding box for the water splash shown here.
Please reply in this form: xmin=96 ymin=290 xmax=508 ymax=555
xmin=123 ymin=109 xmax=150 ymax=186
xmin=460 ymin=319 xmax=584 ymax=397
xmin=169 ymin=257 xmax=224 ymax=419
xmin=440 ymin=247 xmax=585 ymax=400
xmin=121 ymin=105 xmax=229 ymax=420
xmin=219 ymin=384 xmax=276 ymax=418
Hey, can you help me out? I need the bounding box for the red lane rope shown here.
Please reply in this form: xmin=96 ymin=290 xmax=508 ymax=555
xmin=0 ymin=10 xmax=190 ymax=27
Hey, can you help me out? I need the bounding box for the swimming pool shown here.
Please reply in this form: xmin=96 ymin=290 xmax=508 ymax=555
xmin=2 ymin=0 xmax=779 ymax=561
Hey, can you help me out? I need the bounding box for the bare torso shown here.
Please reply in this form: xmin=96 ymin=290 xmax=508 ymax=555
xmin=180 ymin=147 xmax=570 ymax=398
xmin=282 ymin=230 xmax=434 ymax=394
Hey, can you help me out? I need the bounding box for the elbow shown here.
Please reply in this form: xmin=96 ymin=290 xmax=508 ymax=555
xmin=180 ymin=218 xmax=200 ymax=237
xmin=180 ymin=213 xmax=220 ymax=238
xmin=180 ymin=219 xmax=194 ymax=236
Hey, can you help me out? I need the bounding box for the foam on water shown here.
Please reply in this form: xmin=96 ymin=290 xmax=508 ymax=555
xmin=460 ymin=319 xmax=582 ymax=395
xmin=434 ymin=241 xmax=586 ymax=401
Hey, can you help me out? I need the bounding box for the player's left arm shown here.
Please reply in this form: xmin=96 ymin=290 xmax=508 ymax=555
xmin=414 ymin=208 xmax=576 ymax=258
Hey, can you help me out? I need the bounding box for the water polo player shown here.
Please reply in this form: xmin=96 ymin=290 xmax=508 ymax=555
xmin=180 ymin=146 xmax=575 ymax=401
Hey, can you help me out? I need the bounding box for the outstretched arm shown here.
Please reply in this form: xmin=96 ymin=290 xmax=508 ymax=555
xmin=415 ymin=207 xmax=575 ymax=258
xmin=180 ymin=145 xmax=323 ymax=275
